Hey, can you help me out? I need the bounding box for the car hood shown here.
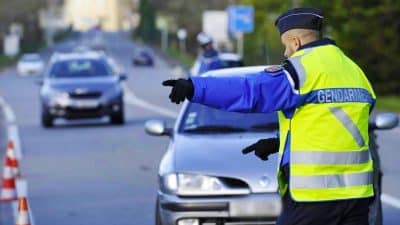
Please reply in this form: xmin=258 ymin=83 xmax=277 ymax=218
xmin=173 ymin=133 xmax=279 ymax=193
xmin=46 ymin=77 xmax=119 ymax=92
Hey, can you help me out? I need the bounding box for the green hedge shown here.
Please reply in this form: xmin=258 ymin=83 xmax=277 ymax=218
xmin=375 ymin=96 xmax=400 ymax=113
xmin=0 ymin=55 xmax=16 ymax=70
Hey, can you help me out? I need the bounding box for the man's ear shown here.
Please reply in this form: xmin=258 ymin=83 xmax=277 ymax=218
xmin=294 ymin=37 xmax=302 ymax=51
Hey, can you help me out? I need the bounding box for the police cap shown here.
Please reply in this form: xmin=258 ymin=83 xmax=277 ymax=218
xmin=275 ymin=8 xmax=323 ymax=35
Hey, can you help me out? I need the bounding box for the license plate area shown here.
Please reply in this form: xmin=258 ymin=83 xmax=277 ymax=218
xmin=71 ymin=100 xmax=99 ymax=108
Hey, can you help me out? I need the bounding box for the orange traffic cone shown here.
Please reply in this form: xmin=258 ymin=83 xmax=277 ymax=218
xmin=15 ymin=196 xmax=31 ymax=225
xmin=0 ymin=166 xmax=17 ymax=201
xmin=6 ymin=141 xmax=20 ymax=177
xmin=0 ymin=141 xmax=19 ymax=201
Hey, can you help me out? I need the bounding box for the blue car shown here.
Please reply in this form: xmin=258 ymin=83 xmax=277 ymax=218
xmin=39 ymin=51 xmax=127 ymax=127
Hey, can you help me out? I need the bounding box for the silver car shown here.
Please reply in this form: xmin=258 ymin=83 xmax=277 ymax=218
xmin=146 ymin=66 xmax=399 ymax=225
xmin=147 ymin=66 xmax=283 ymax=225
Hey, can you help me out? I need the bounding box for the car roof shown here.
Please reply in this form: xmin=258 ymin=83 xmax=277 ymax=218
xmin=21 ymin=53 xmax=41 ymax=59
xmin=200 ymin=66 xmax=268 ymax=77
xmin=218 ymin=53 xmax=242 ymax=61
xmin=50 ymin=51 xmax=106 ymax=62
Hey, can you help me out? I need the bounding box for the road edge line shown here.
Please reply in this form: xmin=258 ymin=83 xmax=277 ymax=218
xmin=382 ymin=193 xmax=400 ymax=209
xmin=123 ymin=84 xmax=178 ymax=118
xmin=0 ymin=97 xmax=22 ymax=159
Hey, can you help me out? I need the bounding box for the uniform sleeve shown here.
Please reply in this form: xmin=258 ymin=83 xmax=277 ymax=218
xmin=190 ymin=70 xmax=299 ymax=113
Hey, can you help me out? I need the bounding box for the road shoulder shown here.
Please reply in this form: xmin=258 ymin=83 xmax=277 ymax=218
xmin=0 ymin=101 xmax=14 ymax=224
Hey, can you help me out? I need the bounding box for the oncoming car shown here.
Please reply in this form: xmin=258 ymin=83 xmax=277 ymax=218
xmin=190 ymin=53 xmax=243 ymax=76
xmin=218 ymin=53 xmax=244 ymax=68
xmin=39 ymin=51 xmax=126 ymax=127
xmin=145 ymin=66 xmax=399 ymax=225
xmin=17 ymin=53 xmax=45 ymax=76
xmin=133 ymin=50 xmax=154 ymax=66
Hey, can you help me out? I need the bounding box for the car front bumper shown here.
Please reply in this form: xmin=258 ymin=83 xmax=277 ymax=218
xmin=158 ymin=192 xmax=281 ymax=225
xmin=18 ymin=66 xmax=43 ymax=75
xmin=44 ymin=98 xmax=123 ymax=119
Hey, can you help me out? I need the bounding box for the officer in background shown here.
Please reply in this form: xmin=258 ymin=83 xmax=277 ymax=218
xmin=190 ymin=32 xmax=222 ymax=76
xmin=163 ymin=7 xmax=375 ymax=225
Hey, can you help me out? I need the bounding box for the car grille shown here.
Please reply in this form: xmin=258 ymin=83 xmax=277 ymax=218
xmin=63 ymin=107 xmax=104 ymax=119
xmin=200 ymin=218 xmax=275 ymax=225
xmin=220 ymin=177 xmax=249 ymax=189
xmin=69 ymin=92 xmax=102 ymax=99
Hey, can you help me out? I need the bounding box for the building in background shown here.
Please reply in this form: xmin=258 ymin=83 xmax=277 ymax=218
xmin=64 ymin=0 xmax=134 ymax=32
xmin=202 ymin=11 xmax=232 ymax=51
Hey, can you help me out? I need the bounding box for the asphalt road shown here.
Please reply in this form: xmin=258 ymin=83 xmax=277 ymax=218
xmin=0 ymin=32 xmax=399 ymax=225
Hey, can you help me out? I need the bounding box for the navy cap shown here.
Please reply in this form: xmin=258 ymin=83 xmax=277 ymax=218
xmin=275 ymin=8 xmax=324 ymax=35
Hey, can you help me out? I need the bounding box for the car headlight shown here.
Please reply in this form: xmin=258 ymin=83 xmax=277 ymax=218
xmin=161 ymin=173 xmax=250 ymax=196
xmin=48 ymin=90 xmax=70 ymax=107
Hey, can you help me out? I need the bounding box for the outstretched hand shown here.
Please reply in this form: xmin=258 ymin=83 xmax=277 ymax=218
xmin=242 ymin=138 xmax=280 ymax=161
xmin=162 ymin=79 xmax=194 ymax=104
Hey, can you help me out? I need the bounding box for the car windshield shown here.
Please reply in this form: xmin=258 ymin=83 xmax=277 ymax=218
xmin=220 ymin=60 xmax=244 ymax=68
xmin=180 ymin=103 xmax=278 ymax=133
xmin=49 ymin=59 xmax=112 ymax=78
xmin=21 ymin=54 xmax=41 ymax=62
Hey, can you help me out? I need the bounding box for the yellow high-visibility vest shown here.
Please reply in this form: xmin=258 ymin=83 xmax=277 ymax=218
xmin=278 ymin=43 xmax=376 ymax=202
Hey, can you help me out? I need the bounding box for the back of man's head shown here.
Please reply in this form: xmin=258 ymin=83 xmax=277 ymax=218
xmin=283 ymin=28 xmax=322 ymax=44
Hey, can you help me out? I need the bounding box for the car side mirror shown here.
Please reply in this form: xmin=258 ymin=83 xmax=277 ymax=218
xmin=144 ymin=119 xmax=172 ymax=137
xmin=370 ymin=113 xmax=399 ymax=130
xmin=119 ymin=73 xmax=127 ymax=81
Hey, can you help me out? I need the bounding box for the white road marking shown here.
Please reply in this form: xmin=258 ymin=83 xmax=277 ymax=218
xmin=123 ymin=84 xmax=178 ymax=118
xmin=0 ymin=97 xmax=22 ymax=159
xmin=3 ymin=104 xmax=15 ymax=122
xmin=382 ymin=193 xmax=400 ymax=209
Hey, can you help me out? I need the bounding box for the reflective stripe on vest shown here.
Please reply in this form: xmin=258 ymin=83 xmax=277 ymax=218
xmin=329 ymin=107 xmax=366 ymax=147
xmin=291 ymin=150 xmax=371 ymax=165
xmin=291 ymin=171 xmax=373 ymax=189
xmin=288 ymin=56 xmax=306 ymax=88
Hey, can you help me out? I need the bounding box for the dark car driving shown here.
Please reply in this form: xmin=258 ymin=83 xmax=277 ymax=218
xmin=39 ymin=51 xmax=126 ymax=127
xmin=132 ymin=50 xmax=154 ymax=66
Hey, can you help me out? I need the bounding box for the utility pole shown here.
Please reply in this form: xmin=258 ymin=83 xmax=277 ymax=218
xmin=45 ymin=0 xmax=57 ymax=46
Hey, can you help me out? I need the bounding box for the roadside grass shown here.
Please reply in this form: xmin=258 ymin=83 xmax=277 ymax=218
xmin=165 ymin=47 xmax=195 ymax=67
xmin=376 ymin=96 xmax=400 ymax=113
xmin=0 ymin=55 xmax=16 ymax=70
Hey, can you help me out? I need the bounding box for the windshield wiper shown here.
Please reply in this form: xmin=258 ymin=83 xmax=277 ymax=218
xmin=249 ymin=123 xmax=279 ymax=131
xmin=184 ymin=125 xmax=246 ymax=133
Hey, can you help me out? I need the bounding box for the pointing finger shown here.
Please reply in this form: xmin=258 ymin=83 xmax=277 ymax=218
xmin=242 ymin=144 xmax=256 ymax=154
xmin=162 ymin=80 xmax=177 ymax=87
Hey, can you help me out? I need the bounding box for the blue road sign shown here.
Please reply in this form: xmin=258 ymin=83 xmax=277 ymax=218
xmin=228 ymin=6 xmax=254 ymax=33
